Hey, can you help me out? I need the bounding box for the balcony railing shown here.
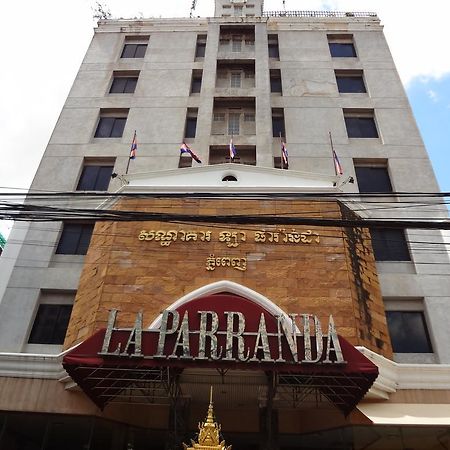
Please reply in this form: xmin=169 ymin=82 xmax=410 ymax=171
xmin=263 ymin=10 xmax=377 ymax=18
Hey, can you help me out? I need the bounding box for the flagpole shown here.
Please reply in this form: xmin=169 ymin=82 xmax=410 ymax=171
xmin=279 ymin=132 xmax=284 ymax=169
xmin=125 ymin=130 xmax=136 ymax=175
xmin=328 ymin=131 xmax=337 ymax=176
xmin=231 ymin=133 xmax=234 ymax=163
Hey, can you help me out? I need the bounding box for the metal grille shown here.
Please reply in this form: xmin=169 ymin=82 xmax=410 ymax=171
xmin=263 ymin=10 xmax=377 ymax=18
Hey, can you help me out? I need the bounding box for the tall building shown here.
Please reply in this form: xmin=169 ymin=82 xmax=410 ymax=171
xmin=0 ymin=1 xmax=449 ymax=448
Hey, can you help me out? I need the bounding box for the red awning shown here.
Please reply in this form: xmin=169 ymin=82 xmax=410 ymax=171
xmin=63 ymin=294 xmax=378 ymax=415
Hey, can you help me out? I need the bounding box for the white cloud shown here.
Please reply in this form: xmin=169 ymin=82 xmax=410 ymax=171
xmin=427 ymin=89 xmax=439 ymax=102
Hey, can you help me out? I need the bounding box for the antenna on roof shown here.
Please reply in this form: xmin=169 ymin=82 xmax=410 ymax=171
xmin=190 ymin=0 xmax=197 ymax=18
xmin=282 ymin=0 xmax=286 ymax=10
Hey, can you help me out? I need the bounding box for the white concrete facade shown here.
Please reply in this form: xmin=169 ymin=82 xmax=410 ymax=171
xmin=0 ymin=1 xmax=449 ymax=372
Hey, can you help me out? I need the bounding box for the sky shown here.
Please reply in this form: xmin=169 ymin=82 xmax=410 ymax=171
xmin=0 ymin=0 xmax=449 ymax=238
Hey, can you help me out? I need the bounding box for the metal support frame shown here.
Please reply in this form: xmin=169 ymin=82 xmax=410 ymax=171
xmin=166 ymin=369 xmax=190 ymax=450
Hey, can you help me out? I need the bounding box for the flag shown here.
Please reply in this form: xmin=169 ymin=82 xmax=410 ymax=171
xmin=129 ymin=131 xmax=137 ymax=159
xmin=229 ymin=138 xmax=237 ymax=160
xmin=180 ymin=142 xmax=202 ymax=164
xmin=281 ymin=140 xmax=289 ymax=166
xmin=333 ymin=149 xmax=343 ymax=175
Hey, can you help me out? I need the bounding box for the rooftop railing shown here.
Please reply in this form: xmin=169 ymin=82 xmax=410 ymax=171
xmin=263 ymin=10 xmax=377 ymax=18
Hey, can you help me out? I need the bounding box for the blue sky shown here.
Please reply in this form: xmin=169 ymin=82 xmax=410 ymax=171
xmin=0 ymin=0 xmax=449 ymax=238
xmin=407 ymin=75 xmax=450 ymax=193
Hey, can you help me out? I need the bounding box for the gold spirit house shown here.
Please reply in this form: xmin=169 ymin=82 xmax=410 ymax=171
xmin=0 ymin=2 xmax=450 ymax=450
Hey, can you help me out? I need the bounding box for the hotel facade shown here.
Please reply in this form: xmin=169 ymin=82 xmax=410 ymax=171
xmin=0 ymin=1 xmax=449 ymax=449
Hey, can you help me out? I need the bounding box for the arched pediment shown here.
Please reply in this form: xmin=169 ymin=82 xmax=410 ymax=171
xmin=148 ymin=280 xmax=292 ymax=329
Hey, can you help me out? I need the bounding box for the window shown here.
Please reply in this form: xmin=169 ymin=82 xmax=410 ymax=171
xmin=272 ymin=109 xmax=285 ymax=138
xmin=109 ymin=71 xmax=139 ymax=94
xmin=274 ymin=157 xmax=288 ymax=170
xmin=371 ymin=228 xmax=411 ymax=261
xmin=121 ymin=43 xmax=147 ymax=58
xmin=77 ymin=163 xmax=114 ymax=191
xmin=56 ymin=223 xmax=94 ymax=255
xmin=328 ymin=34 xmax=356 ymax=57
xmin=230 ymin=72 xmax=241 ymax=88
xmin=268 ymin=35 xmax=279 ymax=59
xmin=179 ymin=155 xmax=193 ymax=168
xmin=344 ymin=110 xmax=378 ymax=138
xmin=386 ymin=311 xmax=432 ymax=353
xmin=191 ymin=70 xmax=203 ymax=94
xmin=234 ymin=6 xmax=243 ymax=16
xmin=244 ymin=113 xmax=255 ymax=122
xmin=232 ymin=37 xmax=242 ymax=52
xmin=335 ymin=70 xmax=366 ymax=93
xmin=270 ymin=69 xmax=282 ymax=93
xmin=228 ymin=113 xmax=240 ymax=135
xmin=195 ymin=35 xmax=207 ymax=58
xmin=185 ymin=108 xmax=198 ymax=139
xmin=94 ymin=109 xmax=128 ymax=138
xmin=28 ymin=304 xmax=73 ymax=345
xmin=209 ymin=146 xmax=256 ymax=165
xmin=354 ymin=165 xmax=392 ymax=193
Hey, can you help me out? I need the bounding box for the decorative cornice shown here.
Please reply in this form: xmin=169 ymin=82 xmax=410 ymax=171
xmin=0 ymin=347 xmax=448 ymax=400
xmin=357 ymin=346 xmax=450 ymax=399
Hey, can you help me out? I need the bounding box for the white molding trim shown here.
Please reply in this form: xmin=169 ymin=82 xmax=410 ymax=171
xmin=0 ymin=343 xmax=449 ymax=400
xmin=358 ymin=346 xmax=450 ymax=400
xmin=147 ymin=280 xmax=293 ymax=329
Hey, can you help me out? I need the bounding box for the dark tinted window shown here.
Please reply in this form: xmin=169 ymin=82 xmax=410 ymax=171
xmin=355 ymin=166 xmax=392 ymax=193
xmin=179 ymin=156 xmax=193 ymax=168
xmin=272 ymin=116 xmax=285 ymax=138
xmin=337 ymin=76 xmax=366 ymax=93
xmin=274 ymin=157 xmax=288 ymax=170
xmin=270 ymin=76 xmax=282 ymax=93
xmin=56 ymin=223 xmax=94 ymax=255
xmin=77 ymin=165 xmax=113 ymax=191
xmin=95 ymin=117 xmax=126 ymax=138
xmin=329 ymin=43 xmax=356 ymax=57
xmin=110 ymin=77 xmax=138 ymax=94
xmin=371 ymin=228 xmax=411 ymax=261
xmin=28 ymin=304 xmax=73 ymax=345
xmin=195 ymin=43 xmax=206 ymax=58
xmin=185 ymin=117 xmax=197 ymax=138
xmin=191 ymin=76 xmax=202 ymax=94
xmin=121 ymin=43 xmax=147 ymax=58
xmin=387 ymin=311 xmax=432 ymax=353
xmin=268 ymin=44 xmax=279 ymax=58
xmin=345 ymin=116 xmax=378 ymax=138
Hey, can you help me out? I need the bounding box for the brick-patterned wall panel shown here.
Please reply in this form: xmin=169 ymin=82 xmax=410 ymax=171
xmin=64 ymin=198 xmax=392 ymax=359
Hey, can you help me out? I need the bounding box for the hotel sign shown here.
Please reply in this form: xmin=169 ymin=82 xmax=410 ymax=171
xmin=99 ymin=309 xmax=346 ymax=365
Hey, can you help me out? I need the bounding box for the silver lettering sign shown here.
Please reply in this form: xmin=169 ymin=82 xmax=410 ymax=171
xmin=99 ymin=309 xmax=347 ymax=365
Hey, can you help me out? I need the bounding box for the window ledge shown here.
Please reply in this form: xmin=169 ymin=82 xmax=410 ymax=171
xmin=393 ymin=352 xmax=437 ymax=365
xmin=376 ymin=261 xmax=416 ymax=274
xmin=50 ymin=254 xmax=85 ymax=268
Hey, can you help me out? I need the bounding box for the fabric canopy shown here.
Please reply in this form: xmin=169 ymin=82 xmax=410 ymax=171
xmin=63 ymin=294 xmax=378 ymax=414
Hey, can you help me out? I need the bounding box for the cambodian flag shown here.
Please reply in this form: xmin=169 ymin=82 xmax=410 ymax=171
xmin=180 ymin=142 xmax=202 ymax=164
xmin=129 ymin=131 xmax=137 ymax=159
xmin=229 ymin=138 xmax=237 ymax=160
xmin=333 ymin=149 xmax=343 ymax=175
xmin=281 ymin=140 xmax=289 ymax=166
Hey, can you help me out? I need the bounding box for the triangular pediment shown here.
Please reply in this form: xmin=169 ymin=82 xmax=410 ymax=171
xmin=119 ymin=164 xmax=339 ymax=193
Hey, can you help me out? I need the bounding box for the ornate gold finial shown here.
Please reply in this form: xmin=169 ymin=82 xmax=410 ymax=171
xmin=183 ymin=387 xmax=232 ymax=450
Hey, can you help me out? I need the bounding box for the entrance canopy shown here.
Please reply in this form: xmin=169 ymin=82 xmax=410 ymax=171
xmin=63 ymin=293 xmax=378 ymax=415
